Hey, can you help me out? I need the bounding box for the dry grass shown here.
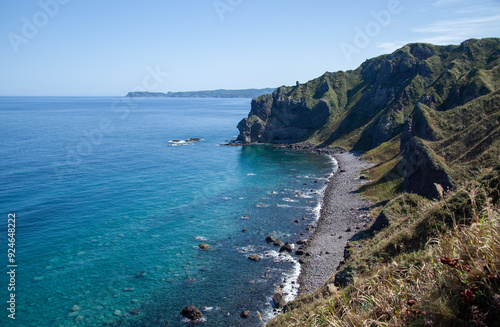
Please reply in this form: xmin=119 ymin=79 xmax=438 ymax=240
xmin=268 ymin=187 xmax=500 ymax=327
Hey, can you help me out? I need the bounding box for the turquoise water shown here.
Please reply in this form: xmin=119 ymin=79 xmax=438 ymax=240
xmin=0 ymin=97 xmax=334 ymax=326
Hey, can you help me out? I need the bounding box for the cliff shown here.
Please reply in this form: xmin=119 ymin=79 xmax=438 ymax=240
xmin=265 ymin=38 xmax=500 ymax=327
xmin=237 ymin=38 xmax=500 ymax=198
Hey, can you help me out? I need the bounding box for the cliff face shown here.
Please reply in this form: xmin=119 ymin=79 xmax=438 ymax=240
xmin=236 ymin=38 xmax=500 ymax=198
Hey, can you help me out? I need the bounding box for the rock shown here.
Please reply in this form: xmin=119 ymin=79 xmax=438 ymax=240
xmin=75 ymin=316 xmax=84 ymax=321
xmin=240 ymin=310 xmax=251 ymax=318
xmin=403 ymin=137 xmax=454 ymax=199
xmin=123 ymin=287 xmax=135 ymax=292
xmin=272 ymin=293 xmax=287 ymax=309
xmin=279 ymin=242 xmax=294 ymax=253
xmin=242 ymin=229 xmax=247 ymax=232
xmin=130 ymin=309 xmax=140 ymax=315
xmin=199 ymin=243 xmax=210 ymax=250
xmin=265 ymin=235 xmax=275 ymax=243
xmin=135 ymin=270 xmax=146 ymax=278
xmin=294 ymin=219 xmax=300 ymax=223
xmin=295 ymin=249 xmax=304 ymax=256
xmin=346 ymin=227 xmax=352 ymax=232
xmin=334 ymin=268 xmax=354 ymax=287
xmin=186 ymin=138 xmax=203 ymax=142
xmin=296 ymin=239 xmax=307 ymax=245
xmin=71 ymin=305 xmax=80 ymax=312
xmin=273 ymin=239 xmax=284 ymax=247
xmin=248 ymin=254 xmax=262 ymax=261
xmin=180 ymin=305 xmax=203 ymax=321
xmin=113 ymin=310 xmax=121 ymax=316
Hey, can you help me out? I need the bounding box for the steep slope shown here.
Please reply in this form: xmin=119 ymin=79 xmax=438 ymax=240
xmin=237 ymin=38 xmax=500 ymax=198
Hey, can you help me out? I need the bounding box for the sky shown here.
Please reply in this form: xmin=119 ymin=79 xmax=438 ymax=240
xmin=0 ymin=0 xmax=499 ymax=96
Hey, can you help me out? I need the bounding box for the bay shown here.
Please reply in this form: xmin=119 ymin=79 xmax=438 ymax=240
xmin=0 ymin=97 xmax=335 ymax=326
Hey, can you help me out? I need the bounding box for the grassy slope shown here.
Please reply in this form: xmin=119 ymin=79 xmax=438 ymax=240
xmin=267 ymin=39 xmax=500 ymax=326
xmin=269 ymin=168 xmax=500 ymax=327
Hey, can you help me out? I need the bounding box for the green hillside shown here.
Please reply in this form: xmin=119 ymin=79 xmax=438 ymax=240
xmin=237 ymin=38 xmax=500 ymax=326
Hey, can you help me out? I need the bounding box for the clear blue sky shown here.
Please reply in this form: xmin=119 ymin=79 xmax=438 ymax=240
xmin=0 ymin=0 xmax=499 ymax=96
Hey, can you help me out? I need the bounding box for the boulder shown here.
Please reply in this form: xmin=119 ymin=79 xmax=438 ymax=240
xmin=272 ymin=293 xmax=287 ymax=309
xmin=135 ymin=270 xmax=146 ymax=278
xmin=273 ymin=239 xmax=284 ymax=247
xmin=240 ymin=310 xmax=251 ymax=318
xmin=180 ymin=305 xmax=203 ymax=321
xmin=265 ymin=235 xmax=275 ymax=243
xmin=199 ymin=243 xmax=210 ymax=250
xmin=279 ymin=242 xmax=294 ymax=253
xmin=248 ymin=254 xmax=262 ymax=261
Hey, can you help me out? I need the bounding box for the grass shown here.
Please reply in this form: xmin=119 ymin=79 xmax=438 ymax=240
xmin=268 ymin=180 xmax=500 ymax=327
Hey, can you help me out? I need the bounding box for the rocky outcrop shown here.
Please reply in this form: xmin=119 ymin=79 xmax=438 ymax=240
xmin=403 ymin=137 xmax=454 ymax=198
xmin=272 ymin=293 xmax=287 ymax=309
xmin=401 ymin=103 xmax=439 ymax=150
xmin=180 ymin=305 xmax=203 ymax=321
xmin=237 ymin=87 xmax=331 ymax=143
xmin=236 ymin=38 xmax=500 ymax=151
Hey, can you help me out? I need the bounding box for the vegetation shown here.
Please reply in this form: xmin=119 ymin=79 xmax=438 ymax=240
xmin=270 ymin=169 xmax=500 ymax=326
xmin=266 ymin=38 xmax=500 ymax=326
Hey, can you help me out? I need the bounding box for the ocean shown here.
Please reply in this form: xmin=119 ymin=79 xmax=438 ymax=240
xmin=0 ymin=97 xmax=335 ymax=326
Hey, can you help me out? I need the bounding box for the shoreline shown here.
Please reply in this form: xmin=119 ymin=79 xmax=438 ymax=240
xmin=273 ymin=143 xmax=373 ymax=295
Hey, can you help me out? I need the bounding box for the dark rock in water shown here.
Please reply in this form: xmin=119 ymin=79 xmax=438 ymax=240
xmin=248 ymin=254 xmax=262 ymax=261
xmin=296 ymin=240 xmax=307 ymax=245
xmin=130 ymin=309 xmax=140 ymax=315
xmin=340 ymin=169 xmax=346 ymax=173
xmin=272 ymin=293 xmax=287 ymax=309
xmin=295 ymin=249 xmax=304 ymax=256
xmin=135 ymin=270 xmax=146 ymax=278
xmin=180 ymin=305 xmax=203 ymax=321
xmin=274 ymin=239 xmax=284 ymax=247
xmin=279 ymin=242 xmax=293 ymax=253
xmin=186 ymin=138 xmax=203 ymax=142
xmin=240 ymin=310 xmax=251 ymax=318
xmin=242 ymin=229 xmax=248 ymax=232
xmin=265 ymin=235 xmax=275 ymax=243
xmin=199 ymin=243 xmax=210 ymax=250
xmin=294 ymin=219 xmax=300 ymax=223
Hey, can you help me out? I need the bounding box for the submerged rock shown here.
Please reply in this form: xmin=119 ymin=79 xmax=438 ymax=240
xmin=240 ymin=310 xmax=251 ymax=318
xmin=248 ymin=254 xmax=262 ymax=261
xmin=180 ymin=305 xmax=203 ymax=321
xmin=265 ymin=235 xmax=275 ymax=243
xmin=199 ymin=243 xmax=211 ymax=250
xmin=135 ymin=270 xmax=146 ymax=278
xmin=273 ymin=239 xmax=284 ymax=247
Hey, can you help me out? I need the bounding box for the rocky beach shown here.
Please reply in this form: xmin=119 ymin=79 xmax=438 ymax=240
xmin=272 ymin=143 xmax=373 ymax=295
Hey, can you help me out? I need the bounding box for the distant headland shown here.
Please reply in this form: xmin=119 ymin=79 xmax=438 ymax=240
xmin=125 ymin=88 xmax=276 ymax=98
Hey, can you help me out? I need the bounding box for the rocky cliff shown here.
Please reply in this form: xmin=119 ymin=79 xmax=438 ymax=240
xmin=236 ymin=38 xmax=500 ymax=198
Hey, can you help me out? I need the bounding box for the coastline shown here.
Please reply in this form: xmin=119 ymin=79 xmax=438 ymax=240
xmin=273 ymin=143 xmax=373 ymax=295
